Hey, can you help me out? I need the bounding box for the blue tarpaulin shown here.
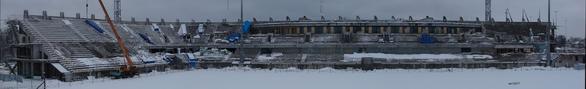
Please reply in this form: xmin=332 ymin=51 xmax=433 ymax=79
xmin=419 ymin=33 xmax=434 ymax=43
xmin=138 ymin=33 xmax=154 ymax=44
xmin=226 ymin=32 xmax=241 ymax=43
xmin=242 ymin=20 xmax=251 ymax=33
xmin=85 ymin=20 xmax=105 ymax=33
xmin=187 ymin=54 xmax=198 ymax=69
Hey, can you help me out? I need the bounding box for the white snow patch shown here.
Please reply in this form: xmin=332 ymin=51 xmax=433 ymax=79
xmin=256 ymin=53 xmax=283 ymax=61
xmin=77 ymin=58 xmax=111 ymax=68
xmin=343 ymin=53 xmax=493 ymax=62
xmin=136 ymin=50 xmax=166 ymax=64
xmin=61 ymin=20 xmax=72 ymax=25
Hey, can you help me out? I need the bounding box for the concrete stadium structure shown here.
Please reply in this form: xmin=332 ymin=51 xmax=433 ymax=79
xmin=1 ymin=10 xmax=558 ymax=81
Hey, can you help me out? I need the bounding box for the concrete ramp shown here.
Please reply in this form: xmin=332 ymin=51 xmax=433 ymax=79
xmin=51 ymin=63 xmax=70 ymax=74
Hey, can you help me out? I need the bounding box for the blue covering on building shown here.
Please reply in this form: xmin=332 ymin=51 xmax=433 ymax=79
xmin=419 ymin=33 xmax=434 ymax=44
xmin=187 ymin=54 xmax=198 ymax=69
xmin=226 ymin=32 xmax=241 ymax=43
xmin=138 ymin=33 xmax=154 ymax=44
xmin=84 ymin=20 xmax=105 ymax=33
xmin=242 ymin=20 xmax=252 ymax=33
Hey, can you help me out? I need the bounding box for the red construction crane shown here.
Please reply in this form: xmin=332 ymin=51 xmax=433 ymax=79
xmin=97 ymin=0 xmax=136 ymax=78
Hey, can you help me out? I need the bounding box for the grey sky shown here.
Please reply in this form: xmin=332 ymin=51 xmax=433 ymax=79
xmin=1 ymin=0 xmax=584 ymax=38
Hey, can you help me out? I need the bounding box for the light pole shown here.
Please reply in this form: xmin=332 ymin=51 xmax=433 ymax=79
xmin=240 ymin=0 xmax=243 ymax=22
xmin=545 ymin=0 xmax=552 ymax=66
xmin=238 ymin=0 xmax=244 ymax=67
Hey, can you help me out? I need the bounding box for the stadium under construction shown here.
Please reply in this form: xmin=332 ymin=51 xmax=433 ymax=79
xmin=0 ymin=8 xmax=578 ymax=81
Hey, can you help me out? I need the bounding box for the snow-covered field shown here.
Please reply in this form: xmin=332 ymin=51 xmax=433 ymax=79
xmin=1 ymin=67 xmax=584 ymax=89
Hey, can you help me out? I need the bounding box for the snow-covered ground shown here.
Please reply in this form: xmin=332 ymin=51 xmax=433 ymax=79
xmin=1 ymin=67 xmax=584 ymax=89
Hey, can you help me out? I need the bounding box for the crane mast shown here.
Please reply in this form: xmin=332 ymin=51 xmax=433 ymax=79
xmin=98 ymin=0 xmax=136 ymax=77
xmin=114 ymin=0 xmax=122 ymax=23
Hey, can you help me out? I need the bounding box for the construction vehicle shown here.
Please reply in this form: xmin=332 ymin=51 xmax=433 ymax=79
xmin=96 ymin=0 xmax=137 ymax=78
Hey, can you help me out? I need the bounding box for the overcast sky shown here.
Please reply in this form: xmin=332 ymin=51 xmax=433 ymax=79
xmin=1 ymin=0 xmax=584 ymax=38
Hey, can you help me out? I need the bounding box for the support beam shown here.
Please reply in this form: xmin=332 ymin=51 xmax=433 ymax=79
xmin=485 ymin=0 xmax=491 ymax=21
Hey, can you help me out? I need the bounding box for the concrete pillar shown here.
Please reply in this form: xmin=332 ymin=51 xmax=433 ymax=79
xmin=146 ymin=18 xmax=151 ymax=25
xmin=23 ymin=10 xmax=29 ymax=18
xmin=382 ymin=27 xmax=387 ymax=33
xmin=295 ymin=27 xmax=300 ymax=34
xmin=322 ymin=27 xmax=327 ymax=34
xmin=442 ymin=27 xmax=448 ymax=34
xmin=310 ymin=27 xmax=315 ymax=34
xmin=177 ymin=48 xmax=181 ymax=54
xmin=418 ymin=27 xmax=422 ymax=34
xmin=42 ymin=10 xmax=48 ymax=19
xmin=342 ymin=27 xmax=347 ymax=33
xmin=367 ymin=27 xmax=373 ymax=33
xmin=160 ymin=19 xmax=166 ymax=25
xmin=399 ymin=27 xmax=402 ymax=34
xmin=131 ymin=17 xmax=136 ymax=24
xmin=29 ymin=62 xmax=34 ymax=77
xmin=59 ymin=12 xmax=65 ymax=18
xmin=348 ymin=27 xmax=353 ymax=33
xmin=32 ymin=45 xmax=41 ymax=59
xmin=76 ymin=13 xmax=81 ymax=19
xmin=330 ymin=27 xmax=335 ymax=34
xmin=91 ymin=14 xmax=96 ymax=19
xmin=361 ymin=27 xmax=366 ymax=33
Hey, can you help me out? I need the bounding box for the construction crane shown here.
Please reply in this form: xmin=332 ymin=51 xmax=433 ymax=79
xmin=485 ymin=0 xmax=491 ymax=21
xmin=505 ymin=8 xmax=513 ymax=22
xmin=114 ymin=0 xmax=122 ymax=22
xmin=97 ymin=0 xmax=137 ymax=78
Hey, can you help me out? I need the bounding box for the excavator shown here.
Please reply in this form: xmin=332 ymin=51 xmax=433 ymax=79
xmin=96 ymin=0 xmax=137 ymax=78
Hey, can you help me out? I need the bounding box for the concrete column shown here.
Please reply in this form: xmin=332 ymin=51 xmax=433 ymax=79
xmin=160 ymin=19 xmax=166 ymax=25
xmin=310 ymin=27 xmax=315 ymax=34
xmin=177 ymin=48 xmax=181 ymax=54
xmin=146 ymin=18 xmax=151 ymax=25
xmin=442 ymin=27 xmax=448 ymax=34
xmin=342 ymin=27 xmax=347 ymax=33
xmin=91 ymin=14 xmax=96 ymax=19
xmin=295 ymin=27 xmax=300 ymax=34
xmin=367 ymin=27 xmax=373 ymax=33
xmin=348 ymin=27 xmax=353 ymax=33
xmin=379 ymin=27 xmax=385 ymax=33
xmin=399 ymin=27 xmax=405 ymax=33
xmin=32 ymin=45 xmax=41 ymax=59
xmin=59 ymin=12 xmax=65 ymax=18
xmin=29 ymin=62 xmax=34 ymax=77
xmin=418 ymin=27 xmax=423 ymax=34
xmin=42 ymin=11 xmax=48 ymax=19
xmin=24 ymin=10 xmax=29 ymax=18
xmin=303 ymin=27 xmax=309 ymax=34
xmin=329 ymin=27 xmax=334 ymax=34
xmin=131 ymin=17 xmax=136 ymax=24
xmin=76 ymin=13 xmax=81 ymax=19
xmin=360 ymin=27 xmax=365 ymax=33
